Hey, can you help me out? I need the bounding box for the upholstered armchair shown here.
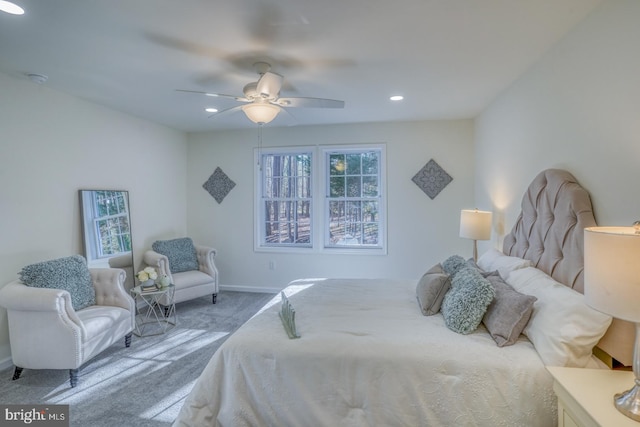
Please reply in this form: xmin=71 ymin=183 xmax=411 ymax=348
xmin=142 ymin=238 xmax=219 ymax=305
xmin=108 ymin=253 xmax=135 ymax=292
xmin=0 ymin=267 xmax=135 ymax=388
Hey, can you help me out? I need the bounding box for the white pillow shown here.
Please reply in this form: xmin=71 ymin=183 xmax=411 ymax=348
xmin=506 ymin=267 xmax=612 ymax=367
xmin=476 ymin=248 xmax=532 ymax=278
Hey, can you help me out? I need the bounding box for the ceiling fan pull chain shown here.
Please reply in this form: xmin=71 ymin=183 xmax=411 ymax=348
xmin=257 ymin=124 xmax=264 ymax=171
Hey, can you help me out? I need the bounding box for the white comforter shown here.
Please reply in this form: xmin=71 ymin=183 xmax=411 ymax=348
xmin=174 ymin=278 xmax=557 ymax=427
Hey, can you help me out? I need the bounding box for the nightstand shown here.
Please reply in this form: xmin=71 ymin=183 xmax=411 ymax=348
xmin=547 ymin=366 xmax=639 ymax=427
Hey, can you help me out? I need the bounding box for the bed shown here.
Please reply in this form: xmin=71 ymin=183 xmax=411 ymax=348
xmin=173 ymin=169 xmax=632 ymax=427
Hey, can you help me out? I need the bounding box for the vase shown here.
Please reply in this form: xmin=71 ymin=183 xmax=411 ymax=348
xmin=141 ymin=279 xmax=155 ymax=287
xmin=158 ymin=275 xmax=171 ymax=288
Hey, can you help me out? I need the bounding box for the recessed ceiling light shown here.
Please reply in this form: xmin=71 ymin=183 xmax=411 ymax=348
xmin=0 ymin=1 xmax=24 ymax=15
xmin=205 ymin=108 xmax=218 ymax=113
xmin=390 ymin=95 xmax=404 ymax=101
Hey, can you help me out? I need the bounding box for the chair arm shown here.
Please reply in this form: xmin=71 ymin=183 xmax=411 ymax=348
xmin=195 ymin=245 xmax=218 ymax=285
xmin=90 ymin=268 xmax=135 ymax=313
xmin=0 ymin=280 xmax=86 ymax=341
xmin=143 ymin=250 xmax=173 ymax=283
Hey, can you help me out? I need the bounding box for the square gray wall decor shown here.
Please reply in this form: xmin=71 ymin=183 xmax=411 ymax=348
xmin=203 ymin=167 xmax=236 ymax=204
xmin=412 ymin=159 xmax=453 ymax=200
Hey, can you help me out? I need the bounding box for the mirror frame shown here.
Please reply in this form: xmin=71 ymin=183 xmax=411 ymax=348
xmin=79 ymin=189 xmax=134 ymax=290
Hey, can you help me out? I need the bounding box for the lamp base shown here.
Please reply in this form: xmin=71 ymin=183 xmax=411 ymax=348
xmin=472 ymin=240 xmax=478 ymax=262
xmin=615 ymin=382 xmax=640 ymax=421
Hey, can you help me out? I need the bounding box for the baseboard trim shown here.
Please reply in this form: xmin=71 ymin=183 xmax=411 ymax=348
xmin=219 ymin=284 xmax=283 ymax=294
xmin=0 ymin=356 xmax=13 ymax=371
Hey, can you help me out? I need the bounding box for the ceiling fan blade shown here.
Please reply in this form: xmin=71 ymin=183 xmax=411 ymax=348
xmin=256 ymin=71 xmax=283 ymax=98
xmin=276 ymin=97 xmax=345 ymax=109
xmin=208 ymin=105 xmax=244 ymax=119
xmin=176 ymin=89 xmax=249 ymax=102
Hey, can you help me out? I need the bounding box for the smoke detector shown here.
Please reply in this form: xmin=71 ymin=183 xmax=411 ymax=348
xmin=26 ymin=73 xmax=48 ymax=84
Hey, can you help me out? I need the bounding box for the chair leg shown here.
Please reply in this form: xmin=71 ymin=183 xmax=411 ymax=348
xmin=212 ymin=293 xmax=217 ymax=304
xmin=125 ymin=332 xmax=132 ymax=348
xmin=12 ymin=366 xmax=23 ymax=381
xmin=69 ymin=369 xmax=79 ymax=388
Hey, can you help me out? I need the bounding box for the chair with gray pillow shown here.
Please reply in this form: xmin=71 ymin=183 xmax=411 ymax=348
xmin=142 ymin=237 xmax=219 ymax=306
xmin=0 ymin=255 xmax=135 ymax=388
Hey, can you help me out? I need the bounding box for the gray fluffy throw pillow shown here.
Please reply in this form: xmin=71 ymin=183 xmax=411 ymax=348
xmin=441 ymin=255 xmax=467 ymax=277
xmin=152 ymin=237 xmax=199 ymax=273
xmin=441 ymin=266 xmax=495 ymax=334
xmin=20 ymin=255 xmax=95 ymax=311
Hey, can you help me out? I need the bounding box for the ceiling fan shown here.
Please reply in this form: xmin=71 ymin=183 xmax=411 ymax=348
xmin=177 ymin=62 xmax=345 ymax=125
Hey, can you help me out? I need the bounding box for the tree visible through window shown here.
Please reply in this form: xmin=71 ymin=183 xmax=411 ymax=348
xmin=261 ymin=152 xmax=312 ymax=246
xmin=256 ymin=145 xmax=385 ymax=252
xmin=326 ymin=149 xmax=381 ymax=247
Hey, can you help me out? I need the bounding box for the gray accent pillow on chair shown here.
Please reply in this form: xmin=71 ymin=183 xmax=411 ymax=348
xmin=152 ymin=237 xmax=199 ymax=273
xmin=482 ymin=272 xmax=537 ymax=347
xmin=19 ymin=255 xmax=95 ymax=311
xmin=416 ymin=264 xmax=451 ymax=316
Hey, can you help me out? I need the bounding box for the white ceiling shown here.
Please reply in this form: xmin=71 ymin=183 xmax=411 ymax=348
xmin=0 ymin=0 xmax=603 ymax=132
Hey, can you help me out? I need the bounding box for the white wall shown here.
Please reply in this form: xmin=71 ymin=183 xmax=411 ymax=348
xmin=475 ymin=0 xmax=640 ymax=252
xmin=0 ymin=72 xmax=188 ymax=365
xmin=187 ymin=120 xmax=476 ymax=291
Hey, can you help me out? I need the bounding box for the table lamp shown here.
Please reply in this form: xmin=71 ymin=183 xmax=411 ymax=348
xmin=459 ymin=209 xmax=492 ymax=261
xmin=584 ymin=224 xmax=640 ymax=421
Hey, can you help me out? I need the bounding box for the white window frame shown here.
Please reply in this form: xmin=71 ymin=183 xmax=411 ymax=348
xmin=320 ymin=144 xmax=386 ymax=255
xmin=254 ymin=144 xmax=387 ymax=255
xmin=81 ymin=190 xmax=132 ymax=260
xmin=255 ymin=146 xmax=314 ymax=252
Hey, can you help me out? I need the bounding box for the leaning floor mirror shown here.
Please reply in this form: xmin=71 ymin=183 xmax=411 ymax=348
xmin=79 ymin=189 xmax=134 ymax=291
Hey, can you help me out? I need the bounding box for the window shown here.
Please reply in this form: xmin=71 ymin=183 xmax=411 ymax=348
xmin=87 ymin=190 xmax=132 ymax=258
xmin=325 ymin=148 xmax=382 ymax=248
xmin=256 ymin=144 xmax=385 ymax=253
xmin=258 ymin=149 xmax=313 ymax=247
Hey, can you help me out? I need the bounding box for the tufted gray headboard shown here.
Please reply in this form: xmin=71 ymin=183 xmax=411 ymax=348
xmin=503 ymin=168 xmax=633 ymax=366
xmin=503 ymin=169 xmax=596 ymax=292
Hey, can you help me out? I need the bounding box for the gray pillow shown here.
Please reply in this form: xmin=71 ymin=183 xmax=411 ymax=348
xmin=465 ymin=258 xmax=494 ymax=278
xmin=441 ymin=266 xmax=495 ymax=334
xmin=20 ymin=255 xmax=95 ymax=311
xmin=152 ymin=237 xmax=199 ymax=273
xmin=416 ymin=264 xmax=451 ymax=316
xmin=441 ymin=255 xmax=467 ymax=277
xmin=482 ymin=272 xmax=537 ymax=347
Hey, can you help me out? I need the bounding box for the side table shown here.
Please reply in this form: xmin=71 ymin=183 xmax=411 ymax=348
xmin=131 ymin=284 xmax=176 ymax=337
xmin=547 ymin=366 xmax=638 ymax=427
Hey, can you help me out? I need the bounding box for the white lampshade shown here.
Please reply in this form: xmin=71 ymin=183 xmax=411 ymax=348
xmin=241 ymin=103 xmax=280 ymax=124
xmin=459 ymin=209 xmax=492 ymax=240
xmin=584 ymin=226 xmax=640 ymax=323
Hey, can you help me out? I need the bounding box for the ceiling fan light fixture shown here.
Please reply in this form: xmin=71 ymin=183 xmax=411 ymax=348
xmin=242 ymin=103 xmax=280 ymax=124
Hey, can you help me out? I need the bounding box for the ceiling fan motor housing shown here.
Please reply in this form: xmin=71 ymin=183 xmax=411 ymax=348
xmin=243 ymin=82 xmax=259 ymax=100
